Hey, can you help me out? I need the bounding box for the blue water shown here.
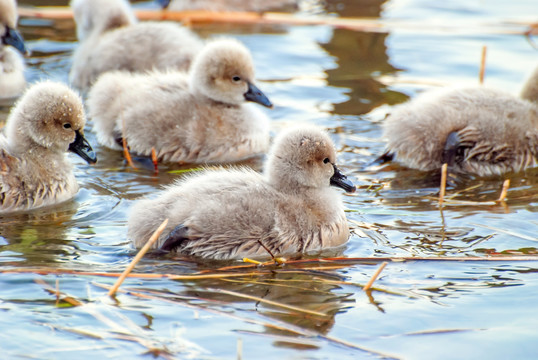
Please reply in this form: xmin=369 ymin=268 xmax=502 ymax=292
xmin=1 ymin=0 xmax=537 ymax=359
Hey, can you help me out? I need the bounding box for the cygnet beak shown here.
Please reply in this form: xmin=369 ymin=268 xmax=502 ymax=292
xmin=69 ymin=130 xmax=97 ymax=164
xmin=330 ymin=164 xmax=356 ymax=193
xmin=2 ymin=26 xmax=28 ymax=56
xmin=244 ymin=82 xmax=273 ymax=108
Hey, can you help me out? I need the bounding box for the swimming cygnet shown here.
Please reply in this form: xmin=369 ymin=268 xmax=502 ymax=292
xmin=128 ymin=126 xmax=356 ymax=260
xmin=69 ymin=0 xmax=202 ymax=91
xmin=88 ymin=38 xmax=273 ymax=164
xmin=0 ymin=82 xmax=97 ymax=213
xmin=158 ymin=0 xmax=298 ymax=13
xmin=0 ymin=0 xmax=27 ymax=99
xmin=379 ymin=67 xmax=538 ymax=176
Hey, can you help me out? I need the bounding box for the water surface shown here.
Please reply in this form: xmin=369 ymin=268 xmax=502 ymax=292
xmin=1 ymin=0 xmax=537 ymax=359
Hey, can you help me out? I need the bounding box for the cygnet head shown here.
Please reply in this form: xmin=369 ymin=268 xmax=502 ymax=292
xmin=189 ymin=38 xmax=272 ymax=108
xmin=71 ymin=0 xmax=136 ymax=41
xmin=5 ymin=81 xmax=97 ymax=164
xmin=266 ymin=126 xmax=356 ymax=193
xmin=0 ymin=0 xmax=27 ymax=54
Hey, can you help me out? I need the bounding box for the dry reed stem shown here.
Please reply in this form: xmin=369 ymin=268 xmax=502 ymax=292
xmin=4 ymin=254 xmax=538 ymax=278
xmin=16 ymin=7 xmax=384 ymax=32
xmin=363 ymin=261 xmax=388 ymax=291
xmin=479 ymin=45 xmax=487 ymax=84
xmin=17 ymin=7 xmax=532 ymax=35
xmin=207 ymin=288 xmax=328 ymax=317
xmin=470 ymin=223 xmax=538 ymax=242
xmin=439 ymin=163 xmax=448 ymax=205
xmin=430 ymin=177 xmax=511 ymax=206
xmin=237 ymin=337 xmax=243 ymax=360
xmin=108 ymin=218 xmax=169 ymax=297
xmin=497 ymin=179 xmax=510 ymax=202
xmin=242 ymin=258 xmax=262 ymax=265
xmin=55 ymin=278 xmax=60 ymax=306
xmin=34 ymin=278 xmax=82 ymax=306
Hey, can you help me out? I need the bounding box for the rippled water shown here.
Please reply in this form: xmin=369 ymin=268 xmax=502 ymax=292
xmin=1 ymin=0 xmax=537 ymax=359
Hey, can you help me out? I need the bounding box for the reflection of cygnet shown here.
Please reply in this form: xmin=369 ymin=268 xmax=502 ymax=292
xmin=69 ymin=0 xmax=202 ymax=91
xmin=379 ymin=66 xmax=538 ymax=176
xmin=128 ymin=126 xmax=356 ymax=260
xmin=0 ymin=82 xmax=97 ymax=213
xmin=0 ymin=0 xmax=27 ymax=99
xmin=88 ymin=38 xmax=273 ymax=164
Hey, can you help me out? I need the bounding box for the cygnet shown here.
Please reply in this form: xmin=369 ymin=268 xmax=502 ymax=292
xmin=0 ymin=0 xmax=27 ymax=99
xmin=88 ymin=38 xmax=272 ymax=164
xmin=69 ymin=0 xmax=202 ymax=91
xmin=128 ymin=125 xmax=355 ymax=260
xmin=0 ymin=81 xmax=97 ymax=213
xmin=378 ymin=67 xmax=538 ymax=176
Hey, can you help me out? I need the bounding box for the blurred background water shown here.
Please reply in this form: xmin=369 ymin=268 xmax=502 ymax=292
xmin=0 ymin=0 xmax=537 ymax=359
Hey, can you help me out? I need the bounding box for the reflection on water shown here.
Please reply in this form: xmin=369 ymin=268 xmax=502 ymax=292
xmin=321 ymin=29 xmax=408 ymax=115
xmin=1 ymin=0 xmax=537 ymax=359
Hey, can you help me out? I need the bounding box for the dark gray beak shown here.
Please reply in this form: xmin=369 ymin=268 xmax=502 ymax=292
xmin=2 ymin=26 xmax=27 ymax=55
xmin=69 ymin=130 xmax=97 ymax=164
xmin=330 ymin=164 xmax=356 ymax=193
xmin=244 ymin=82 xmax=273 ymax=108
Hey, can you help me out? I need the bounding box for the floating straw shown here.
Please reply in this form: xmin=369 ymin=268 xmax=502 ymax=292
xmin=108 ymin=219 xmax=169 ymax=297
xmin=439 ymin=163 xmax=448 ymax=205
xmin=497 ymin=179 xmax=510 ymax=202
xmin=479 ymin=45 xmax=487 ymax=84
xmin=363 ymin=261 xmax=388 ymax=291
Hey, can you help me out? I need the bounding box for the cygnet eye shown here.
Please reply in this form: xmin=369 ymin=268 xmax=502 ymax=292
xmin=63 ymin=123 xmax=72 ymax=129
xmin=323 ymin=158 xmax=330 ymax=164
xmin=232 ymin=76 xmax=241 ymax=82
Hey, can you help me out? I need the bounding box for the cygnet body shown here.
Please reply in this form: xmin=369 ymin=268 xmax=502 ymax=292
xmin=380 ymin=68 xmax=538 ymax=176
xmin=0 ymin=82 xmax=97 ymax=213
xmin=88 ymin=38 xmax=272 ymax=164
xmin=69 ymin=0 xmax=202 ymax=91
xmin=128 ymin=126 xmax=356 ymax=260
xmin=0 ymin=0 xmax=27 ymax=99
xmin=158 ymin=0 xmax=298 ymax=12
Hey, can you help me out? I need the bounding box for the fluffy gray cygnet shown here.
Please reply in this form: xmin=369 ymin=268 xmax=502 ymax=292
xmin=128 ymin=126 xmax=356 ymax=260
xmin=379 ymin=66 xmax=538 ymax=176
xmin=69 ymin=0 xmax=202 ymax=91
xmin=0 ymin=82 xmax=97 ymax=213
xmin=0 ymin=0 xmax=27 ymax=99
xmin=88 ymin=38 xmax=272 ymax=164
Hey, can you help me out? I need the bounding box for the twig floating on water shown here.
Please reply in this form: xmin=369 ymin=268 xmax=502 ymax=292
xmin=363 ymin=261 xmax=388 ymax=291
xmin=108 ymin=219 xmax=169 ymax=297
xmin=497 ymin=179 xmax=510 ymax=202
xmin=17 ymin=7 xmax=533 ymax=35
xmin=439 ymin=163 xmax=448 ymax=205
xmin=479 ymin=45 xmax=487 ymax=84
xmin=34 ymin=278 xmax=82 ymax=306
